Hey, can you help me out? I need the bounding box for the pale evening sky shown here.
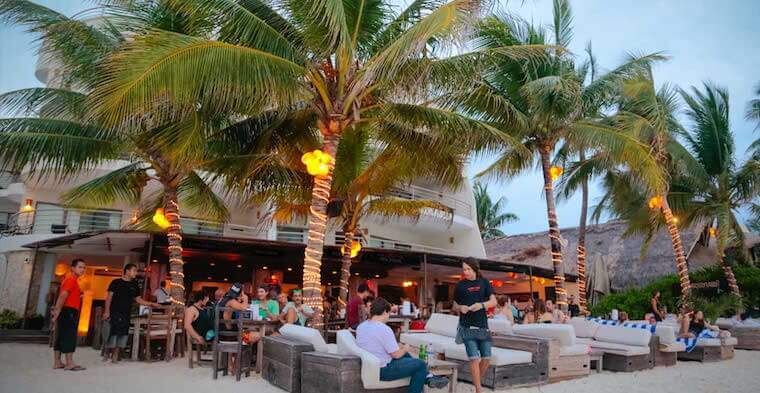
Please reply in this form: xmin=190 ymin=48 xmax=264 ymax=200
xmin=1 ymin=1 xmax=758 ymax=235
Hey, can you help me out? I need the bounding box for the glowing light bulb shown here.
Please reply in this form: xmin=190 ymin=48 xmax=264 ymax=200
xmin=648 ymin=196 xmax=664 ymax=210
xmin=549 ymin=166 xmax=563 ymax=181
xmin=21 ymin=199 xmax=34 ymax=212
xmin=301 ymin=149 xmax=333 ymax=177
xmin=709 ymin=227 xmax=717 ymax=237
xmin=152 ymin=208 xmax=171 ymax=229
xmin=343 ymin=242 xmax=362 ymax=258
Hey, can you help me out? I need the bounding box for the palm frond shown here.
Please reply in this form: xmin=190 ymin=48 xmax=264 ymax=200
xmin=365 ymin=197 xmax=453 ymax=224
xmin=89 ymin=30 xmax=307 ymax=126
xmin=0 ymin=117 xmax=121 ymax=179
xmin=178 ymin=170 xmax=230 ymax=222
xmin=0 ymin=88 xmax=87 ymax=119
xmin=551 ymin=0 xmax=573 ymax=47
xmin=61 ymin=162 xmax=149 ymax=208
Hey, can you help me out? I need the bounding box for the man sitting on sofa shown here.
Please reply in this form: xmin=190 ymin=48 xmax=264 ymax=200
xmin=357 ymin=298 xmax=449 ymax=393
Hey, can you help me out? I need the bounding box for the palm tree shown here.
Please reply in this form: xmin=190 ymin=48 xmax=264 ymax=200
xmin=82 ymin=0 xmax=543 ymax=310
xmin=0 ymin=0 xmax=268 ymax=303
xmin=473 ymin=181 xmax=517 ymax=240
xmin=679 ymin=82 xmax=759 ymax=298
xmin=273 ymin=127 xmax=460 ymax=305
xmin=438 ymin=0 xmax=664 ymax=310
xmin=592 ymin=73 xmax=706 ymax=309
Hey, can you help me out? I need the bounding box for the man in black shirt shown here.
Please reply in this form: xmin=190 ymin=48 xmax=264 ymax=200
xmin=453 ymin=259 xmax=497 ymax=393
xmin=103 ymin=263 xmax=158 ymax=363
xmin=567 ymin=295 xmax=581 ymax=317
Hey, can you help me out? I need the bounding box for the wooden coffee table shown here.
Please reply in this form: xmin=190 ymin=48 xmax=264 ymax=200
xmin=426 ymin=358 xmax=458 ymax=393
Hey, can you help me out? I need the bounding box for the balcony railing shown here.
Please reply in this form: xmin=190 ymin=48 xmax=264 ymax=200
xmin=0 ymin=171 xmax=20 ymax=189
xmin=385 ymin=184 xmax=472 ymax=218
xmin=366 ymin=235 xmax=462 ymax=256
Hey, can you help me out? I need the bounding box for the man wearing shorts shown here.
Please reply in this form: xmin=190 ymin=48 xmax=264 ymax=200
xmin=103 ymin=263 xmax=159 ymax=363
xmin=51 ymin=258 xmax=86 ymax=371
xmin=454 ymin=258 xmax=497 ymax=393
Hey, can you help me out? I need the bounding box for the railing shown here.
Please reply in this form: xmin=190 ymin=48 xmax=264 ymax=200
xmin=276 ymin=226 xmax=307 ymax=244
xmin=366 ymin=235 xmax=462 ymax=256
xmin=0 ymin=171 xmax=20 ymax=189
xmin=385 ymin=184 xmax=472 ymax=218
xmin=2 ymin=207 xmax=124 ymax=236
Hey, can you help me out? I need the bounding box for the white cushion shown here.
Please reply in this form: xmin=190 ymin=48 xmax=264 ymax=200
xmin=696 ymin=338 xmax=722 ymax=347
xmin=594 ymin=325 xmax=651 ymax=347
xmin=652 ymin=325 xmax=676 ymax=344
xmin=337 ymin=330 xmax=410 ymax=389
xmin=570 ymin=317 xmax=599 ymax=338
xmin=426 ymin=313 xmax=459 ymax=338
xmin=660 ymin=342 xmax=686 ymax=352
xmin=399 ymin=332 xmax=455 ymax=354
xmin=513 ymin=324 xmax=576 ymax=347
xmin=280 ymin=324 xmax=335 ymax=353
xmin=560 ymin=343 xmax=590 ymax=357
xmin=577 ymin=338 xmax=650 ymax=356
xmin=488 ymin=318 xmax=513 ymax=335
xmin=444 ymin=345 xmax=532 ymax=366
xmin=723 ymin=337 xmax=738 ymax=346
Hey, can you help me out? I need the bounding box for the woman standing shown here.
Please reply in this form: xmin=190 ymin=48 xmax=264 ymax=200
xmin=453 ymin=258 xmax=497 ymax=393
xmin=650 ymin=291 xmax=665 ymax=322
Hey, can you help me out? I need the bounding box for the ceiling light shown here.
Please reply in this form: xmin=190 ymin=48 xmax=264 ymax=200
xmin=374 ymin=274 xmax=380 ymax=278
xmin=210 ymin=262 xmax=215 ymax=266
xmin=152 ymin=259 xmax=157 ymax=263
xmin=224 ymin=278 xmax=228 ymax=281
xmin=332 ymin=271 xmax=337 ymax=274
xmin=287 ymin=267 xmax=293 ymax=271
xmin=262 ymin=266 xmax=268 ymax=270
xmin=354 ymin=273 xmax=359 ymax=276
xmin=237 ymin=264 xmax=242 ymax=268
xmin=207 ymin=276 xmax=212 ymax=280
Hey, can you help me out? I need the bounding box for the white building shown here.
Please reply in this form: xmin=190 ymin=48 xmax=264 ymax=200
xmin=0 ymin=48 xmax=489 ymax=329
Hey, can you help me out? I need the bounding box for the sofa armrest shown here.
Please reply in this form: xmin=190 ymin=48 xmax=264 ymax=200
xmin=492 ymin=334 xmax=550 ymax=371
xmin=407 ymin=329 xmax=428 ymax=333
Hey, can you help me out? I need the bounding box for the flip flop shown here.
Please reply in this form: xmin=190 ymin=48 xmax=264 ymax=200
xmin=53 ymin=365 xmax=65 ymax=369
xmin=66 ymin=366 xmax=86 ymax=371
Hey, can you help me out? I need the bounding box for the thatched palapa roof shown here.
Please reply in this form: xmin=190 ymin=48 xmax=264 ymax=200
xmin=484 ymin=220 xmax=759 ymax=291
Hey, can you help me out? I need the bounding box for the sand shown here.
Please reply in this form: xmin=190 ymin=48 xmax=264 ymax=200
xmin=1 ymin=343 xmax=759 ymax=393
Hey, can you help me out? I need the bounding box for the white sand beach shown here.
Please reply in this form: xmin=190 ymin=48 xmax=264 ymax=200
xmin=1 ymin=343 xmax=759 ymax=393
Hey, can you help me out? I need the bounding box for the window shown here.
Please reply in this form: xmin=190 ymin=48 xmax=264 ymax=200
xmin=181 ymin=218 xmax=223 ymax=237
xmin=78 ymin=209 xmax=122 ymax=232
xmin=276 ymin=226 xmax=306 ymax=243
xmin=32 ymin=203 xmax=64 ymax=234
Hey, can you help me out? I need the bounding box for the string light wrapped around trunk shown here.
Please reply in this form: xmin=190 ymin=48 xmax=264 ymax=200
xmin=577 ymin=244 xmax=587 ymax=309
xmin=164 ymin=200 xmax=185 ymax=305
xmin=648 ymin=195 xmax=664 ymax=210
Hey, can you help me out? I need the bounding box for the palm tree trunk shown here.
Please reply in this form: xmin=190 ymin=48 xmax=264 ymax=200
xmin=716 ymin=218 xmax=741 ymax=298
xmin=577 ymin=149 xmax=589 ymax=312
xmin=660 ymin=199 xmax=692 ymax=310
xmin=163 ymin=186 xmax=185 ymax=304
xmin=302 ymin=132 xmax=340 ymax=321
xmin=539 ymin=145 xmax=567 ymax=311
xmin=338 ymin=228 xmax=355 ymax=306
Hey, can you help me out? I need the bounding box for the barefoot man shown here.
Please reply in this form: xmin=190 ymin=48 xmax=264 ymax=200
xmin=51 ymin=258 xmax=86 ymax=371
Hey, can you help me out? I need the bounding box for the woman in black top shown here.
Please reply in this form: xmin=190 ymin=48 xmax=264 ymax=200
xmin=649 ymin=291 xmax=664 ymax=322
xmin=453 ymin=258 xmax=496 ymax=393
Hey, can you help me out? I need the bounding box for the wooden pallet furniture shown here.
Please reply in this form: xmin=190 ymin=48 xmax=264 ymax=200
xmin=300 ymin=352 xmax=406 ymax=393
xmin=262 ymin=335 xmax=315 ymax=393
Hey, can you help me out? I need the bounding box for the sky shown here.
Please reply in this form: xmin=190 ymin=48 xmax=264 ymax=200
xmin=1 ymin=1 xmax=758 ymax=235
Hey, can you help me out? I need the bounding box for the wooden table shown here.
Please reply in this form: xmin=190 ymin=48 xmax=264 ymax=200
xmin=241 ymin=319 xmax=279 ymax=373
xmin=130 ymin=314 xmax=178 ymax=361
xmin=426 ymin=358 xmax=458 ymax=393
xmin=387 ymin=315 xmax=413 ymax=333
xmin=589 ymin=350 xmax=604 ymax=373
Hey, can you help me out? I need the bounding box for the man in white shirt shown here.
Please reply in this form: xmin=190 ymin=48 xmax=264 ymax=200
xmin=356 ymin=298 xmax=448 ymax=393
xmin=153 ymin=280 xmax=171 ymax=305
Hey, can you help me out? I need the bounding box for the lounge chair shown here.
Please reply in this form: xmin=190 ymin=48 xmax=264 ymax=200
xmin=400 ymin=313 xmax=550 ymax=388
xmin=587 ymin=319 xmax=685 ymax=367
xmin=659 ymin=319 xmax=736 ymax=362
xmin=511 ymin=323 xmax=591 ymax=381
xmin=262 ymin=324 xmax=339 ymax=393
xmin=571 ymin=318 xmax=652 ymax=372
xmin=716 ymin=318 xmax=760 ymax=350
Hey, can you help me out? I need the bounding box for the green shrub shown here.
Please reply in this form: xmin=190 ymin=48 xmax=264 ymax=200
xmin=589 ymin=264 xmax=760 ymax=320
xmin=0 ymin=309 xmax=22 ymax=329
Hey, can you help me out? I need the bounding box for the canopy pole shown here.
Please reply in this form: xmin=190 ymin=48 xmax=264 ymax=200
xmin=142 ymin=233 xmax=154 ymax=299
xmin=529 ymin=266 xmax=534 ymax=301
xmin=423 ymin=253 xmax=428 ymax=315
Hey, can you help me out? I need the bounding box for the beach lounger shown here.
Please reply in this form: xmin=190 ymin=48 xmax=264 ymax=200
xmin=511 ymin=323 xmax=590 ymax=382
xmin=399 ymin=313 xmax=549 ymax=388
xmin=716 ymin=318 xmax=760 ymax=350
xmin=571 ymin=318 xmax=652 ymax=372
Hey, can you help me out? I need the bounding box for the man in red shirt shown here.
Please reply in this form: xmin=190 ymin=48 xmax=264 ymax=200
xmin=51 ymin=258 xmax=86 ymax=371
xmin=346 ymin=282 xmax=372 ymax=329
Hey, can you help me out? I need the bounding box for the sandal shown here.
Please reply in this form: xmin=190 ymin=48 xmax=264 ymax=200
xmin=53 ymin=365 xmax=65 ymax=370
xmin=66 ymin=365 xmax=86 ymax=371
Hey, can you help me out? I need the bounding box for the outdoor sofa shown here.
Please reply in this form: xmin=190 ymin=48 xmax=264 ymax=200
xmin=569 ymin=318 xmax=653 ymax=372
xmin=399 ymin=313 xmax=550 ymax=388
xmin=508 ymin=323 xmax=591 ymax=381
xmin=659 ymin=319 xmax=736 ymax=362
xmin=716 ymin=317 xmax=760 ymax=350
